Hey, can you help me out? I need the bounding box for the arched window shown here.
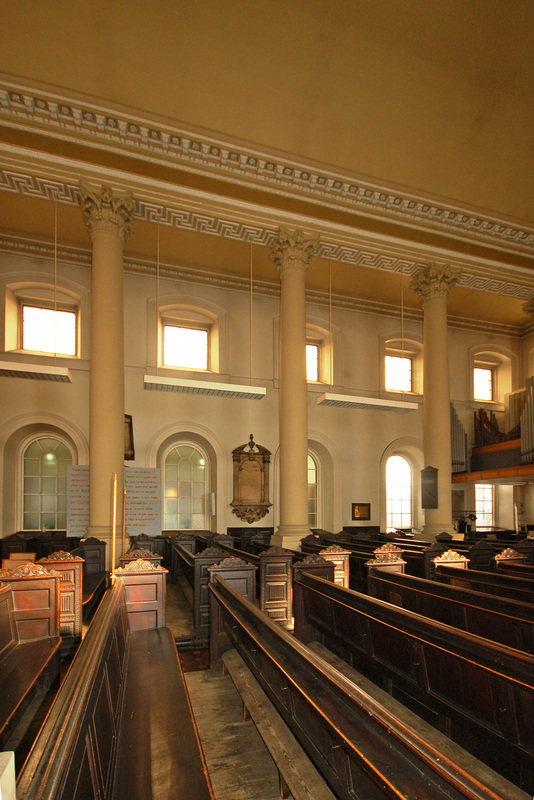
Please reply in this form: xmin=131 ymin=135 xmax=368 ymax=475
xmin=307 ymin=453 xmax=319 ymax=528
xmin=164 ymin=442 xmax=208 ymax=530
xmin=22 ymin=436 xmax=72 ymax=530
xmin=385 ymin=455 xmax=412 ymax=532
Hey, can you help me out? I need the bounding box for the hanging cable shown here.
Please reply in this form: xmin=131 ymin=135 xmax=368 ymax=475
xmin=249 ymin=242 xmax=253 ymax=385
xmin=329 ymin=258 xmax=333 ymax=387
xmin=156 ymin=217 xmax=160 ymax=375
xmin=53 ymin=199 xmax=58 ymax=363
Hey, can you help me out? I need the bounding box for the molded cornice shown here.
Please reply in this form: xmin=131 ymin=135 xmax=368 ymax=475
xmin=1 ymin=78 xmax=534 ymax=259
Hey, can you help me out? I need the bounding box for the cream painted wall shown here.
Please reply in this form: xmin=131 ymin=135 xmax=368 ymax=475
xmin=0 ymin=249 xmax=528 ymax=536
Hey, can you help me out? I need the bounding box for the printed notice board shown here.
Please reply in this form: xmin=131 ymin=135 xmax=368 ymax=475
xmin=67 ymin=466 xmax=161 ymax=537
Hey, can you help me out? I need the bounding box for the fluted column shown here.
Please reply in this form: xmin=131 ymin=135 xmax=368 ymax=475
xmin=271 ymin=228 xmax=318 ymax=549
xmin=411 ymin=262 xmax=460 ymax=539
xmin=80 ymin=183 xmax=134 ymax=567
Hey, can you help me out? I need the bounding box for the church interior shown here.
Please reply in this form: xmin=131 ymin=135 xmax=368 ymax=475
xmin=1 ymin=2 xmax=534 ymax=798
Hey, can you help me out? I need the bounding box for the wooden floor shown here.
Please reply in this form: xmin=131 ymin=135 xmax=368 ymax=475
xmin=166 ymin=581 xmax=295 ymax=800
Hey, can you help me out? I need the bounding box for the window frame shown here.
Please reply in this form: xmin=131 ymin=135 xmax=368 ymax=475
xmin=162 ymin=322 xmax=210 ymax=371
xmin=20 ymin=434 xmax=74 ymax=532
xmin=381 ymin=335 xmax=423 ymax=397
xmin=20 ymin=302 xmax=78 ymax=357
xmin=474 ymin=482 xmax=494 ymax=529
xmin=385 ymin=454 xmax=413 ymax=533
xmin=5 ymin=282 xmax=81 ymax=359
xmin=162 ymin=440 xmax=210 ymax=530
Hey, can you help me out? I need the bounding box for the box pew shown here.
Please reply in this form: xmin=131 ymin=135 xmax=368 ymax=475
xmin=0 ymin=564 xmax=61 ymax=759
xmin=70 ymin=537 xmax=107 ymax=620
xmin=171 ymin=539 xmax=228 ymax=640
xmin=37 ymin=550 xmax=84 ymax=643
xmin=17 ymin=560 xmax=214 ymax=800
xmin=209 ymin=573 xmax=527 ymax=800
xmin=435 ymin=563 xmax=534 ymax=605
xmin=367 ymin=566 xmax=534 ymax=653
xmin=292 ymin=569 xmax=534 ymax=794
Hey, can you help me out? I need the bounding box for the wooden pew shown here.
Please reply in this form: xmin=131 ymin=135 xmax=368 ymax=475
xmin=37 ymin=550 xmax=84 ymax=644
xmin=70 ymin=537 xmax=107 ymax=620
xmin=292 ymin=569 xmax=534 ymax=794
xmin=171 ymin=539 xmax=228 ymax=641
xmin=435 ymin=563 xmax=534 ymax=605
xmin=0 ymin=564 xmax=61 ymax=760
xmin=209 ymin=573 xmax=527 ymax=800
xmin=17 ymin=560 xmax=214 ymax=800
xmin=367 ymin=566 xmax=534 ymax=653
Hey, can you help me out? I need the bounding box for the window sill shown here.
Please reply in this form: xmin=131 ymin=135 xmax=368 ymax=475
xmin=470 ymin=400 xmax=505 ymax=412
xmin=380 ymin=390 xmax=423 ymax=405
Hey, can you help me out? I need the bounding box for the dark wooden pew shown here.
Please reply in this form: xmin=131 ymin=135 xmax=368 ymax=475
xmin=17 ymin=560 xmax=214 ymax=800
xmin=0 ymin=565 xmax=61 ymax=761
xmin=495 ymin=560 xmax=534 ymax=579
xmin=435 ymin=563 xmax=534 ymax=605
xmin=292 ymin=569 xmax=534 ymax=794
xmin=70 ymin=537 xmax=107 ymax=620
xmin=368 ymin=566 xmax=534 ymax=653
xmin=209 ymin=573 xmax=527 ymax=800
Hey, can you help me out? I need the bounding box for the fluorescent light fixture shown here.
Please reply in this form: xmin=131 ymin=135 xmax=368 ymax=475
xmin=0 ymin=361 xmax=71 ymax=382
xmin=317 ymin=392 xmax=417 ymax=412
xmin=144 ymin=374 xmax=266 ymax=399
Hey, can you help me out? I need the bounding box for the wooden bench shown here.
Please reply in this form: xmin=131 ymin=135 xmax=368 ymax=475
xmin=368 ymin=565 xmax=534 ymax=653
xmin=17 ymin=559 xmax=214 ymax=800
xmin=292 ymin=569 xmax=534 ymax=794
xmin=0 ymin=565 xmax=61 ymax=759
xmin=435 ymin=563 xmax=534 ymax=605
xmin=210 ymin=573 xmax=527 ymax=800
xmin=70 ymin=537 xmax=107 ymax=620
xmin=37 ymin=550 xmax=84 ymax=643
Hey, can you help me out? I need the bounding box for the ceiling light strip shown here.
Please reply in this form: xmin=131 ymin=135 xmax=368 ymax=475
xmin=0 ymin=361 xmax=71 ymax=382
xmin=144 ymin=374 xmax=265 ymax=400
xmin=317 ymin=392 xmax=417 ymax=412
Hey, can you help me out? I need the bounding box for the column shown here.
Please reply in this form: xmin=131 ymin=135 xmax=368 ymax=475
xmin=79 ymin=182 xmax=134 ymax=567
xmin=410 ymin=262 xmax=460 ymax=539
xmin=270 ymin=228 xmax=318 ymax=550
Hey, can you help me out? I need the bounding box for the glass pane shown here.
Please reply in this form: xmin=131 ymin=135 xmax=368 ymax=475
xmin=42 ymin=477 xmax=56 ymax=494
xmin=57 ymin=495 xmax=67 ymax=512
xmin=41 ymin=495 xmax=57 ymax=513
xmin=473 ymin=368 xmax=493 ymax=402
xmin=191 ymin=514 xmax=204 ymax=529
xmin=42 ymin=457 xmax=57 ymax=477
xmin=24 ymin=477 xmax=39 ymax=494
xmin=163 ymin=326 xmax=208 ymax=370
xmin=42 ymin=513 xmax=56 ymax=529
xmin=178 ymin=460 xmax=192 ymax=480
xmin=23 ymin=512 xmax=39 ymax=530
xmin=178 ymin=497 xmax=191 ymax=513
xmin=25 ymin=458 xmax=40 ymax=476
xmin=25 ymin=441 xmax=42 ymax=458
xmin=165 ymin=498 xmax=178 ymax=514
xmin=178 ymin=514 xmax=192 ymax=529
xmin=165 ymin=514 xmax=178 ymax=530
xmin=22 ymin=305 xmax=76 ymax=356
xmin=165 ymin=464 xmax=178 ymax=482
xmin=385 ymin=355 xmax=412 ymax=392
xmin=306 ymin=344 xmax=319 ymax=382
xmin=24 ymin=495 xmax=39 ymax=512
xmin=193 ymin=465 xmax=205 ymax=482
xmin=57 ymin=513 xmax=67 ymax=529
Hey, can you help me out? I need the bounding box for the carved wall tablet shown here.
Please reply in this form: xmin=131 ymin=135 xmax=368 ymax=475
xmin=230 ymin=434 xmax=272 ymax=524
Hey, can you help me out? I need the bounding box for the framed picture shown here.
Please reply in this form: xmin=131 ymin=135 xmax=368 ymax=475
xmin=351 ymin=502 xmax=370 ymax=521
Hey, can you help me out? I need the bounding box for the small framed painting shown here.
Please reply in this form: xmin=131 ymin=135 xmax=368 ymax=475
xmin=351 ymin=502 xmax=370 ymax=521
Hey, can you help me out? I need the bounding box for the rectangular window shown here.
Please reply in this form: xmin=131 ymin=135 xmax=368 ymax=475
xmin=475 ymin=483 xmax=493 ymax=528
xmin=306 ymin=343 xmax=319 ymax=382
xmin=163 ymin=325 xmax=208 ymax=370
xmin=21 ymin=305 xmax=76 ymax=356
xmin=385 ymin=355 xmax=412 ymax=392
xmin=473 ymin=367 xmax=493 ymax=401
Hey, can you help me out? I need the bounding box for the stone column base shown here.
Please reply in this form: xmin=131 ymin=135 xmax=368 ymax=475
xmin=421 ymin=522 xmax=459 ymax=541
xmin=271 ymin=525 xmax=311 ymax=552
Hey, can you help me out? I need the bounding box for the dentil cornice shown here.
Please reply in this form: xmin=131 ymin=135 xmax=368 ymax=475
xmin=1 ymin=79 xmax=534 ymax=257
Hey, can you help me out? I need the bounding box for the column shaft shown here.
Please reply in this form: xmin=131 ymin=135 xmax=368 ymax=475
xmin=80 ymin=183 xmax=133 ymax=567
xmin=411 ymin=263 xmax=460 ymax=539
xmin=271 ymin=228 xmax=318 ymax=549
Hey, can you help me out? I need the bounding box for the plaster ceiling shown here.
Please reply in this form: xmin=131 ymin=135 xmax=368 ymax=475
xmin=1 ymin=1 xmax=533 ymax=330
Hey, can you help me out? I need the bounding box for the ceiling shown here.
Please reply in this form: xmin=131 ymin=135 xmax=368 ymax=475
xmin=1 ymin=0 xmax=534 ymax=330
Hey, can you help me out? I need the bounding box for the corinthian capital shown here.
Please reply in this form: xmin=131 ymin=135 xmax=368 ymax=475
xmin=410 ymin=262 xmax=461 ymax=303
xmin=270 ymin=227 xmax=318 ymax=275
xmin=79 ymin=181 xmax=134 ymax=243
